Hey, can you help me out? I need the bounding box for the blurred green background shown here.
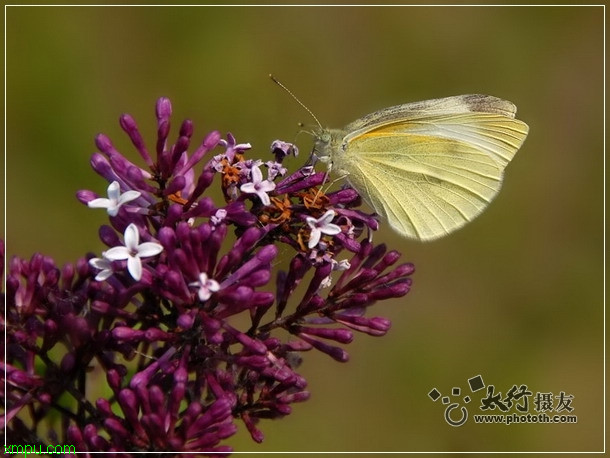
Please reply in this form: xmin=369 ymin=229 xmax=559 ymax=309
xmin=4 ymin=5 xmax=604 ymax=453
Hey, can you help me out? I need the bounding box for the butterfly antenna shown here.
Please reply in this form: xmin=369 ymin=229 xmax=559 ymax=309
xmin=269 ymin=74 xmax=323 ymax=130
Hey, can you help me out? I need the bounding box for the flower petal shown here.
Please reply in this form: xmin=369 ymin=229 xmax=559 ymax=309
xmin=95 ymin=269 xmax=114 ymax=281
xmin=87 ymin=198 xmax=112 ymax=209
xmin=103 ymin=246 xmax=131 ymax=261
xmin=127 ymin=256 xmax=143 ymax=281
xmin=107 ymin=181 xmax=121 ymax=200
xmin=250 ymin=164 xmax=263 ymax=183
xmin=117 ymin=190 xmax=141 ymax=205
xmin=123 ymin=224 xmax=140 ymax=251
xmin=308 ymin=228 xmax=322 ymax=249
xmin=136 ymin=242 xmax=164 ymax=258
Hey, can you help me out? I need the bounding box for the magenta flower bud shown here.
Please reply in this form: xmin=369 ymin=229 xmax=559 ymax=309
xmin=129 ymin=362 xmax=158 ymax=389
xmin=148 ymin=385 xmax=166 ymax=415
xmin=338 ymin=269 xmax=378 ymax=293
xmin=157 ymin=226 xmax=176 ymax=248
xmin=184 ymin=196 xmax=216 ymax=219
xmin=90 ymin=300 xmax=110 ymax=314
xmin=120 ymin=113 xmax=152 ymax=166
xmin=276 ymin=169 xmax=326 ymax=194
xmin=334 ymin=314 xmax=392 ymax=336
xmin=112 ymin=326 xmax=144 ymax=342
xmin=107 ymin=369 xmax=122 ymax=392
xmin=243 ymin=414 xmax=265 ymax=443
xmin=8 ymin=368 xmax=39 ymax=388
xmin=169 ymin=135 xmax=191 ymax=170
xmin=375 ymin=249 xmax=402 ymax=270
xmin=170 ymin=381 xmax=186 ymax=420
xmin=66 ymin=315 xmax=92 ymax=344
xmin=328 ymin=187 xmax=360 ymax=204
xmin=237 ymin=266 xmax=271 ymax=288
xmin=66 ymin=425 xmax=84 ymax=448
xmin=337 ymin=292 xmax=370 ymax=309
xmin=235 ymin=355 xmax=270 ymax=370
xmin=99 ymin=224 xmax=121 ymax=247
xmin=94 ymin=133 xmax=116 ymax=154
xmin=179 ymin=118 xmax=193 ymax=138
xmin=144 ymin=328 xmax=172 ymax=342
xmin=141 ymin=413 xmax=165 ymax=440
xmin=83 ymin=423 xmax=109 ymax=450
xmin=222 ymin=324 xmax=267 ymax=355
xmin=216 ymin=228 xmax=266 ymax=279
xmin=297 ymin=326 xmax=353 ymax=344
xmin=41 ymin=319 xmax=59 ymax=351
xmin=126 ymin=164 xmax=155 ymax=193
xmin=369 ymin=279 xmax=412 ymax=300
xmin=104 ymin=417 xmax=130 ymax=439
xmin=298 ymin=261 xmax=332 ymax=308
xmin=76 ymin=256 xmax=90 ymax=277
xmin=332 ymin=232 xmax=362 ymax=253
xmin=299 ymin=333 xmax=350 ymax=362
xmin=162 ymin=269 xmax=191 ymax=302
xmin=216 ymin=285 xmax=254 ymax=306
xmin=117 ymin=388 xmax=139 ymax=424
xmin=278 ymin=391 xmax=311 ymax=404
xmin=76 ymin=189 xmax=98 ymax=205
xmin=188 ymin=167 xmax=216 ymax=202
xmin=261 ymin=362 xmax=297 ymax=384
xmin=60 ymin=352 xmax=76 ymax=373
xmin=95 ymin=398 xmax=113 ymax=416
xmin=395 ymin=262 xmax=416 ymax=276
xmin=177 ymin=130 xmax=221 ymax=176
xmin=186 ymin=397 xmax=233 ymax=437
xmin=163 ymin=175 xmax=186 ymax=197
xmin=156 ymin=97 xmax=172 ymax=121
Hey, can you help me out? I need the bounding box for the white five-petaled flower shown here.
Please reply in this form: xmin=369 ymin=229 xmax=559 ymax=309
xmin=189 ymin=272 xmax=221 ymax=301
xmin=305 ymin=210 xmax=342 ymax=249
xmin=87 ymin=181 xmax=141 ymax=217
xmin=102 ymin=223 xmax=163 ymax=281
xmin=89 ymin=257 xmax=114 ymax=281
xmin=240 ymin=165 xmax=276 ymax=206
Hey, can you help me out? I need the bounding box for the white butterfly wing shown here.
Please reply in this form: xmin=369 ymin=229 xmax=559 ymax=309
xmin=327 ymin=95 xmax=528 ymax=240
xmin=344 ymin=95 xmax=529 ymax=166
xmin=337 ymin=135 xmax=504 ymax=240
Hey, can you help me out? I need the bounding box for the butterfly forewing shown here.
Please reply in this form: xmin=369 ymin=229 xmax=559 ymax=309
xmin=346 ymin=112 xmax=528 ymax=166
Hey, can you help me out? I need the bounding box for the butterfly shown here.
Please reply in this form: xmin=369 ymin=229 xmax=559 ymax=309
xmin=312 ymin=94 xmax=529 ymax=241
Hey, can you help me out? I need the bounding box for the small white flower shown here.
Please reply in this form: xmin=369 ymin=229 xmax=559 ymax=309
xmin=334 ymin=258 xmax=351 ymax=272
xmin=305 ymin=210 xmax=342 ymax=249
xmin=265 ymin=161 xmax=287 ymax=180
xmin=240 ymin=165 xmax=276 ymax=206
xmin=189 ymin=272 xmax=220 ymax=301
xmin=320 ymin=258 xmax=351 ymax=289
xmin=89 ymin=257 xmax=114 ymax=281
xmin=87 ymin=181 xmax=141 ymax=217
xmin=103 ymin=223 xmax=163 ymax=281
xmin=211 ymin=208 xmax=227 ymax=226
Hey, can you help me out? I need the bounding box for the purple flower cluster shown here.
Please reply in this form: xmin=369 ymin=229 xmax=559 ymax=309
xmin=2 ymin=98 xmax=414 ymax=455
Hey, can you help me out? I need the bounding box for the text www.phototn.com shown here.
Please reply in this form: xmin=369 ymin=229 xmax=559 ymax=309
xmin=473 ymin=412 xmax=578 ymax=425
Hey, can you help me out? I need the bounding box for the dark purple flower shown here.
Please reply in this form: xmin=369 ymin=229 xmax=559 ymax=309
xmin=3 ymin=97 xmax=414 ymax=453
